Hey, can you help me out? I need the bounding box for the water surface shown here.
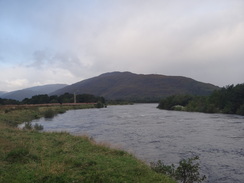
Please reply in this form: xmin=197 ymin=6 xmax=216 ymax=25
xmin=31 ymin=104 xmax=244 ymax=183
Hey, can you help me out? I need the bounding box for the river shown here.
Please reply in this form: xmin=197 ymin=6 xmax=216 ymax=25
xmin=30 ymin=104 xmax=244 ymax=183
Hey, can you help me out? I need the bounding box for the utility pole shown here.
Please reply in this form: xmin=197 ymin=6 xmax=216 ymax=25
xmin=74 ymin=92 xmax=76 ymax=103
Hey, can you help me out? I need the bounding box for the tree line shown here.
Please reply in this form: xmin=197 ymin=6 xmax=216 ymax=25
xmin=158 ymin=84 xmax=244 ymax=116
xmin=0 ymin=93 xmax=105 ymax=105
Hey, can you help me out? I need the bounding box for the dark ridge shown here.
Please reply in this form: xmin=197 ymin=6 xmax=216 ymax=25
xmin=51 ymin=72 xmax=219 ymax=101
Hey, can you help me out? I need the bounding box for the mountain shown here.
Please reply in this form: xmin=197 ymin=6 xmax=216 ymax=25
xmin=0 ymin=91 xmax=6 ymax=97
xmin=52 ymin=72 xmax=219 ymax=101
xmin=1 ymin=84 xmax=67 ymax=101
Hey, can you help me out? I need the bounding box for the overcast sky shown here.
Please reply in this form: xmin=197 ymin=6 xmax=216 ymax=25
xmin=0 ymin=0 xmax=243 ymax=91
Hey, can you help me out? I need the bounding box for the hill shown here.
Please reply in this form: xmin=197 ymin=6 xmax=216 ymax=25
xmin=0 ymin=91 xmax=6 ymax=97
xmin=52 ymin=72 xmax=219 ymax=101
xmin=1 ymin=84 xmax=67 ymax=101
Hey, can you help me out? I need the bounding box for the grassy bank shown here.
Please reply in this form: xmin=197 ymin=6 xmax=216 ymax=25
xmin=0 ymin=105 xmax=175 ymax=183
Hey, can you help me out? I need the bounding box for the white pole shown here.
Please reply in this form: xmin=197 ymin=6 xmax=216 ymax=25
xmin=74 ymin=92 xmax=76 ymax=103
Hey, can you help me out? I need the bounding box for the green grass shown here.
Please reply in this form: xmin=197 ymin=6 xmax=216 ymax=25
xmin=0 ymin=105 xmax=175 ymax=183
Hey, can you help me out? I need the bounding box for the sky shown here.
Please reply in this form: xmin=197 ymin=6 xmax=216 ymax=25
xmin=0 ymin=0 xmax=244 ymax=92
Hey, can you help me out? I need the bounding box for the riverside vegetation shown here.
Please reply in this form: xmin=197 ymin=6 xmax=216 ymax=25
xmin=151 ymin=156 xmax=206 ymax=183
xmin=0 ymin=93 xmax=106 ymax=105
xmin=0 ymin=104 xmax=175 ymax=183
xmin=158 ymin=84 xmax=244 ymax=116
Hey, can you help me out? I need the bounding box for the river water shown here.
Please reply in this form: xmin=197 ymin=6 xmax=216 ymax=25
xmin=30 ymin=104 xmax=244 ymax=183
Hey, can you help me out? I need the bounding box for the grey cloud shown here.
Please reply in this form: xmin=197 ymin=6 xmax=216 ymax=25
xmin=28 ymin=50 xmax=94 ymax=80
xmin=0 ymin=0 xmax=244 ymax=91
xmin=28 ymin=50 xmax=51 ymax=68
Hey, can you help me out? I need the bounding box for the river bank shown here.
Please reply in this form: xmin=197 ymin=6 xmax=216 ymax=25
xmin=0 ymin=105 xmax=175 ymax=183
xmin=32 ymin=104 xmax=244 ymax=183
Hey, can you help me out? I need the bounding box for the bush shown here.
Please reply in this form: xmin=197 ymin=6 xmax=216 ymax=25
xmin=236 ymin=104 xmax=244 ymax=115
xmin=34 ymin=123 xmax=44 ymax=131
xmin=57 ymin=108 xmax=66 ymax=114
xmin=151 ymin=156 xmax=206 ymax=183
xmin=95 ymin=101 xmax=104 ymax=108
xmin=44 ymin=109 xmax=55 ymax=118
xmin=23 ymin=122 xmax=43 ymax=131
xmin=150 ymin=160 xmax=175 ymax=177
xmin=23 ymin=122 xmax=33 ymax=130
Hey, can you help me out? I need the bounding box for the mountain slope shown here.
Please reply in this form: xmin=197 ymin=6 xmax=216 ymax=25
xmin=0 ymin=91 xmax=6 ymax=97
xmin=52 ymin=72 xmax=219 ymax=101
xmin=1 ymin=84 xmax=67 ymax=101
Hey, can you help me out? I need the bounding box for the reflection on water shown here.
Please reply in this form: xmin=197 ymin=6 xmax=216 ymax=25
xmin=31 ymin=104 xmax=244 ymax=183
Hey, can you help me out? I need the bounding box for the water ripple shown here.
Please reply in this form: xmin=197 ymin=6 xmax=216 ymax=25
xmin=30 ymin=104 xmax=244 ymax=183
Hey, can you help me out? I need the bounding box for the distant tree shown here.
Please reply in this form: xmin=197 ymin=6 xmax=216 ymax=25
xmin=158 ymin=84 xmax=244 ymax=116
xmin=24 ymin=94 xmax=50 ymax=104
xmin=58 ymin=93 xmax=73 ymax=103
xmin=22 ymin=98 xmax=31 ymax=104
xmin=0 ymin=98 xmax=19 ymax=105
xmin=157 ymin=95 xmax=193 ymax=110
xmin=20 ymin=92 xmax=107 ymax=106
xmin=49 ymin=95 xmax=59 ymax=103
xmin=77 ymin=94 xmax=96 ymax=103
xmin=237 ymin=104 xmax=244 ymax=115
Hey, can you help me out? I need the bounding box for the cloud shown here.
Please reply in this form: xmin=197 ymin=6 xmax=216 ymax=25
xmin=0 ymin=0 xmax=244 ymax=91
xmin=0 ymin=65 xmax=77 ymax=91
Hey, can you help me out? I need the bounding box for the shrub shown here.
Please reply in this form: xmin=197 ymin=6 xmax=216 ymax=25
xmin=151 ymin=156 xmax=206 ymax=183
xmin=44 ymin=109 xmax=55 ymax=118
xmin=23 ymin=122 xmax=33 ymax=130
xmin=150 ymin=160 xmax=175 ymax=177
xmin=58 ymin=108 xmax=66 ymax=114
xmin=236 ymin=104 xmax=244 ymax=115
xmin=95 ymin=101 xmax=104 ymax=108
xmin=34 ymin=123 xmax=44 ymax=131
xmin=23 ymin=122 xmax=43 ymax=131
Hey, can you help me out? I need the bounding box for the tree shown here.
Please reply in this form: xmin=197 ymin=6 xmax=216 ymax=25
xmin=0 ymin=98 xmax=19 ymax=105
xmin=158 ymin=95 xmax=193 ymax=110
xmin=175 ymin=156 xmax=206 ymax=183
xmin=158 ymin=84 xmax=244 ymax=115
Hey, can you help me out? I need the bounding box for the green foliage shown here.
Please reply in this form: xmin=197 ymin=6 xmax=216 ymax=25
xmin=23 ymin=122 xmax=33 ymax=130
xmin=175 ymin=156 xmax=206 ymax=183
xmin=57 ymin=93 xmax=73 ymax=103
xmin=158 ymin=95 xmax=194 ymax=110
xmin=151 ymin=156 xmax=206 ymax=183
xmin=107 ymin=100 xmax=134 ymax=105
xmin=20 ymin=93 xmax=106 ymax=106
xmin=33 ymin=123 xmax=44 ymax=131
xmin=158 ymin=84 xmax=244 ymax=115
xmin=0 ymin=104 xmax=175 ymax=183
xmin=23 ymin=122 xmax=44 ymax=131
xmin=236 ymin=104 xmax=244 ymax=115
xmin=43 ymin=109 xmax=55 ymax=119
xmin=22 ymin=94 xmax=50 ymax=104
xmin=0 ymin=125 xmax=175 ymax=183
xmin=5 ymin=147 xmax=39 ymax=163
xmin=0 ymin=98 xmax=19 ymax=105
xmin=95 ymin=101 xmax=105 ymax=108
xmin=186 ymin=96 xmax=218 ymax=113
xmin=0 ymin=104 xmax=96 ymax=128
xmin=150 ymin=160 xmax=176 ymax=177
